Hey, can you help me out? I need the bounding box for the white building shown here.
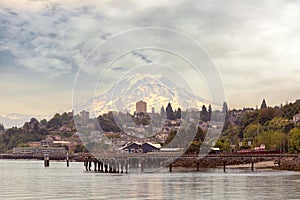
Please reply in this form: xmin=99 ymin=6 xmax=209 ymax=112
xmin=293 ymin=114 xmax=300 ymax=122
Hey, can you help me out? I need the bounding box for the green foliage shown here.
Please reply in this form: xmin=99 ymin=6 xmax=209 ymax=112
xmin=222 ymin=125 xmax=241 ymax=145
xmin=243 ymin=123 xmax=261 ymax=139
xmin=164 ymin=130 xmax=177 ymax=147
xmin=97 ymin=114 xmax=121 ymax=132
xmin=238 ymin=110 xmax=259 ymax=128
xmin=215 ymin=138 xmax=231 ymax=152
xmin=282 ymin=102 xmax=300 ymax=119
xmin=47 ymin=117 xmax=62 ymax=130
xmin=289 ymin=128 xmax=300 ymax=153
xmin=258 ymin=107 xmax=277 ymax=125
xmin=257 ymin=130 xmax=286 ymax=150
xmin=0 ymin=127 xmax=46 ymax=152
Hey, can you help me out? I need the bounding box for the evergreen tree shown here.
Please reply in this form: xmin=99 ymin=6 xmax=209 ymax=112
xmin=176 ymin=107 xmax=182 ymax=119
xmin=200 ymin=105 xmax=208 ymax=122
xmin=261 ymin=98 xmax=267 ymax=109
xmin=0 ymin=123 xmax=5 ymax=132
xmin=208 ymin=104 xmax=212 ymax=121
xmin=166 ymin=102 xmax=175 ymax=120
xmin=222 ymin=102 xmax=228 ymax=113
xmin=160 ymin=106 xmax=166 ymax=118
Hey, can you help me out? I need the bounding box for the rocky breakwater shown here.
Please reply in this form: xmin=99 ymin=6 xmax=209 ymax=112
xmin=172 ymin=156 xmax=275 ymax=168
xmin=278 ymin=156 xmax=300 ymax=171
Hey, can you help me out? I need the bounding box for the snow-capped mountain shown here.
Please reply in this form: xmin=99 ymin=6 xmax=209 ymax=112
xmin=79 ymin=73 xmax=210 ymax=116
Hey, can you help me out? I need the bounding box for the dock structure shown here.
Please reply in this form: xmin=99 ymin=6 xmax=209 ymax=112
xmin=81 ymin=153 xmax=298 ymax=173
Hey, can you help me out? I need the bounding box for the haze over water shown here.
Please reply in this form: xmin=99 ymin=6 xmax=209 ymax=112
xmin=1 ymin=160 xmax=300 ymax=200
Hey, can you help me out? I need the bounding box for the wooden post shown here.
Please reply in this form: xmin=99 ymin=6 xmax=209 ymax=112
xmin=120 ymin=161 xmax=124 ymax=173
xmin=125 ymin=159 xmax=128 ymax=173
xmin=251 ymin=157 xmax=254 ymax=172
xmin=100 ymin=161 xmax=104 ymax=172
xmin=66 ymin=153 xmax=69 ymax=167
xmin=84 ymin=157 xmax=88 ymax=171
xmin=169 ymin=164 xmax=172 ymax=172
xmin=97 ymin=161 xmax=100 ymax=171
xmin=104 ymin=164 xmax=108 ymax=173
xmin=88 ymin=157 xmax=92 ymax=171
xmin=196 ymin=162 xmax=200 ymax=172
xmin=141 ymin=158 xmax=144 ymax=172
xmin=223 ymin=160 xmax=226 ymax=172
xmin=94 ymin=158 xmax=97 ymax=172
xmin=44 ymin=153 xmax=49 ymax=167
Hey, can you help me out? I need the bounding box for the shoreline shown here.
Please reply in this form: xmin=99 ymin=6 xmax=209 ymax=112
xmin=224 ymin=161 xmax=276 ymax=169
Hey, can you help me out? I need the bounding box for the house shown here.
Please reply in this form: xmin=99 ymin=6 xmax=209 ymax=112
xmin=293 ymin=114 xmax=300 ymax=122
xmin=120 ymin=142 xmax=160 ymax=153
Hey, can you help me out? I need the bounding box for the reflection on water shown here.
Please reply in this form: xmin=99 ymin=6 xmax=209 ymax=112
xmin=0 ymin=160 xmax=300 ymax=200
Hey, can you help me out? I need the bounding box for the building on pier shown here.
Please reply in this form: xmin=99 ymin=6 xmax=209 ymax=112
xmin=120 ymin=142 xmax=160 ymax=153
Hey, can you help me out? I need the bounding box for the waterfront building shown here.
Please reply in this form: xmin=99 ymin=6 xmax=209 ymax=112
xmin=13 ymin=147 xmax=66 ymax=156
xmin=136 ymin=101 xmax=147 ymax=114
xmin=80 ymin=110 xmax=90 ymax=121
xmin=293 ymin=113 xmax=300 ymax=122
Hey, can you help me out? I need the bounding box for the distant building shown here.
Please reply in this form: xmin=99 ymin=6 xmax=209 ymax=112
xmin=13 ymin=147 xmax=66 ymax=156
xmin=293 ymin=114 xmax=300 ymax=122
xmin=151 ymin=107 xmax=155 ymax=114
xmin=120 ymin=142 xmax=160 ymax=153
xmin=80 ymin=110 xmax=89 ymax=121
xmin=136 ymin=101 xmax=147 ymax=114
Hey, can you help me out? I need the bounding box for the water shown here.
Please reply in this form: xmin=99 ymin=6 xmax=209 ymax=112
xmin=1 ymin=160 xmax=300 ymax=200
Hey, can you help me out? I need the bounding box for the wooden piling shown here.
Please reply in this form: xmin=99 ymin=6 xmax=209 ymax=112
xmin=66 ymin=153 xmax=69 ymax=167
xmin=92 ymin=158 xmax=96 ymax=171
xmin=104 ymin=164 xmax=108 ymax=173
xmin=88 ymin=157 xmax=92 ymax=171
xmin=120 ymin=161 xmax=124 ymax=173
xmin=44 ymin=153 xmax=49 ymax=167
xmin=141 ymin=158 xmax=144 ymax=172
xmin=125 ymin=159 xmax=128 ymax=173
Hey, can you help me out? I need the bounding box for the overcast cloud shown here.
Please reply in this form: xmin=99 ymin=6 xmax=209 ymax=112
xmin=0 ymin=0 xmax=300 ymax=124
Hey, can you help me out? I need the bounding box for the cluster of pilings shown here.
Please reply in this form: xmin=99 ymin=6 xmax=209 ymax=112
xmin=83 ymin=157 xmax=128 ymax=173
xmin=83 ymin=157 xmax=168 ymax=173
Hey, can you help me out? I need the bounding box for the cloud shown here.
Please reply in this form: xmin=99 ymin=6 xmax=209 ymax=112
xmin=0 ymin=0 xmax=300 ymax=115
xmin=132 ymin=51 xmax=152 ymax=63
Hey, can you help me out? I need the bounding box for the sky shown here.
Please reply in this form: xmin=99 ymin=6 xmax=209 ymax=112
xmin=1 ymin=0 xmax=300 ymax=126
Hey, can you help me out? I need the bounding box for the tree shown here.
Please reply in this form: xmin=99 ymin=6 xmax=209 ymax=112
xmin=160 ymin=106 xmax=166 ymax=118
xmin=40 ymin=119 xmax=47 ymax=126
xmin=222 ymin=102 xmax=228 ymax=113
xmin=257 ymin=131 xmax=272 ymax=149
xmin=47 ymin=117 xmax=62 ymax=130
xmin=175 ymin=107 xmax=182 ymax=119
xmin=243 ymin=123 xmax=261 ymax=139
xmin=215 ymin=138 xmax=231 ymax=152
xmin=289 ymin=128 xmax=300 ymax=152
xmin=222 ymin=124 xmax=241 ymax=144
xmin=257 ymin=130 xmax=286 ymax=150
xmin=200 ymin=105 xmax=208 ymax=122
xmin=260 ymin=98 xmax=267 ymax=109
xmin=0 ymin=123 xmax=5 ymax=132
xmin=282 ymin=102 xmax=300 ymax=119
xmin=166 ymin=102 xmax=175 ymax=120
xmin=258 ymin=107 xmax=276 ymax=125
xmin=208 ymin=105 xmax=212 ymax=121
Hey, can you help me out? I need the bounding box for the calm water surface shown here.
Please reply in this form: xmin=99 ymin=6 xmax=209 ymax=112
xmin=0 ymin=160 xmax=300 ymax=200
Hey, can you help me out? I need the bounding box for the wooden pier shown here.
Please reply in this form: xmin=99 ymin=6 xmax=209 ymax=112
xmin=79 ymin=153 xmax=298 ymax=173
